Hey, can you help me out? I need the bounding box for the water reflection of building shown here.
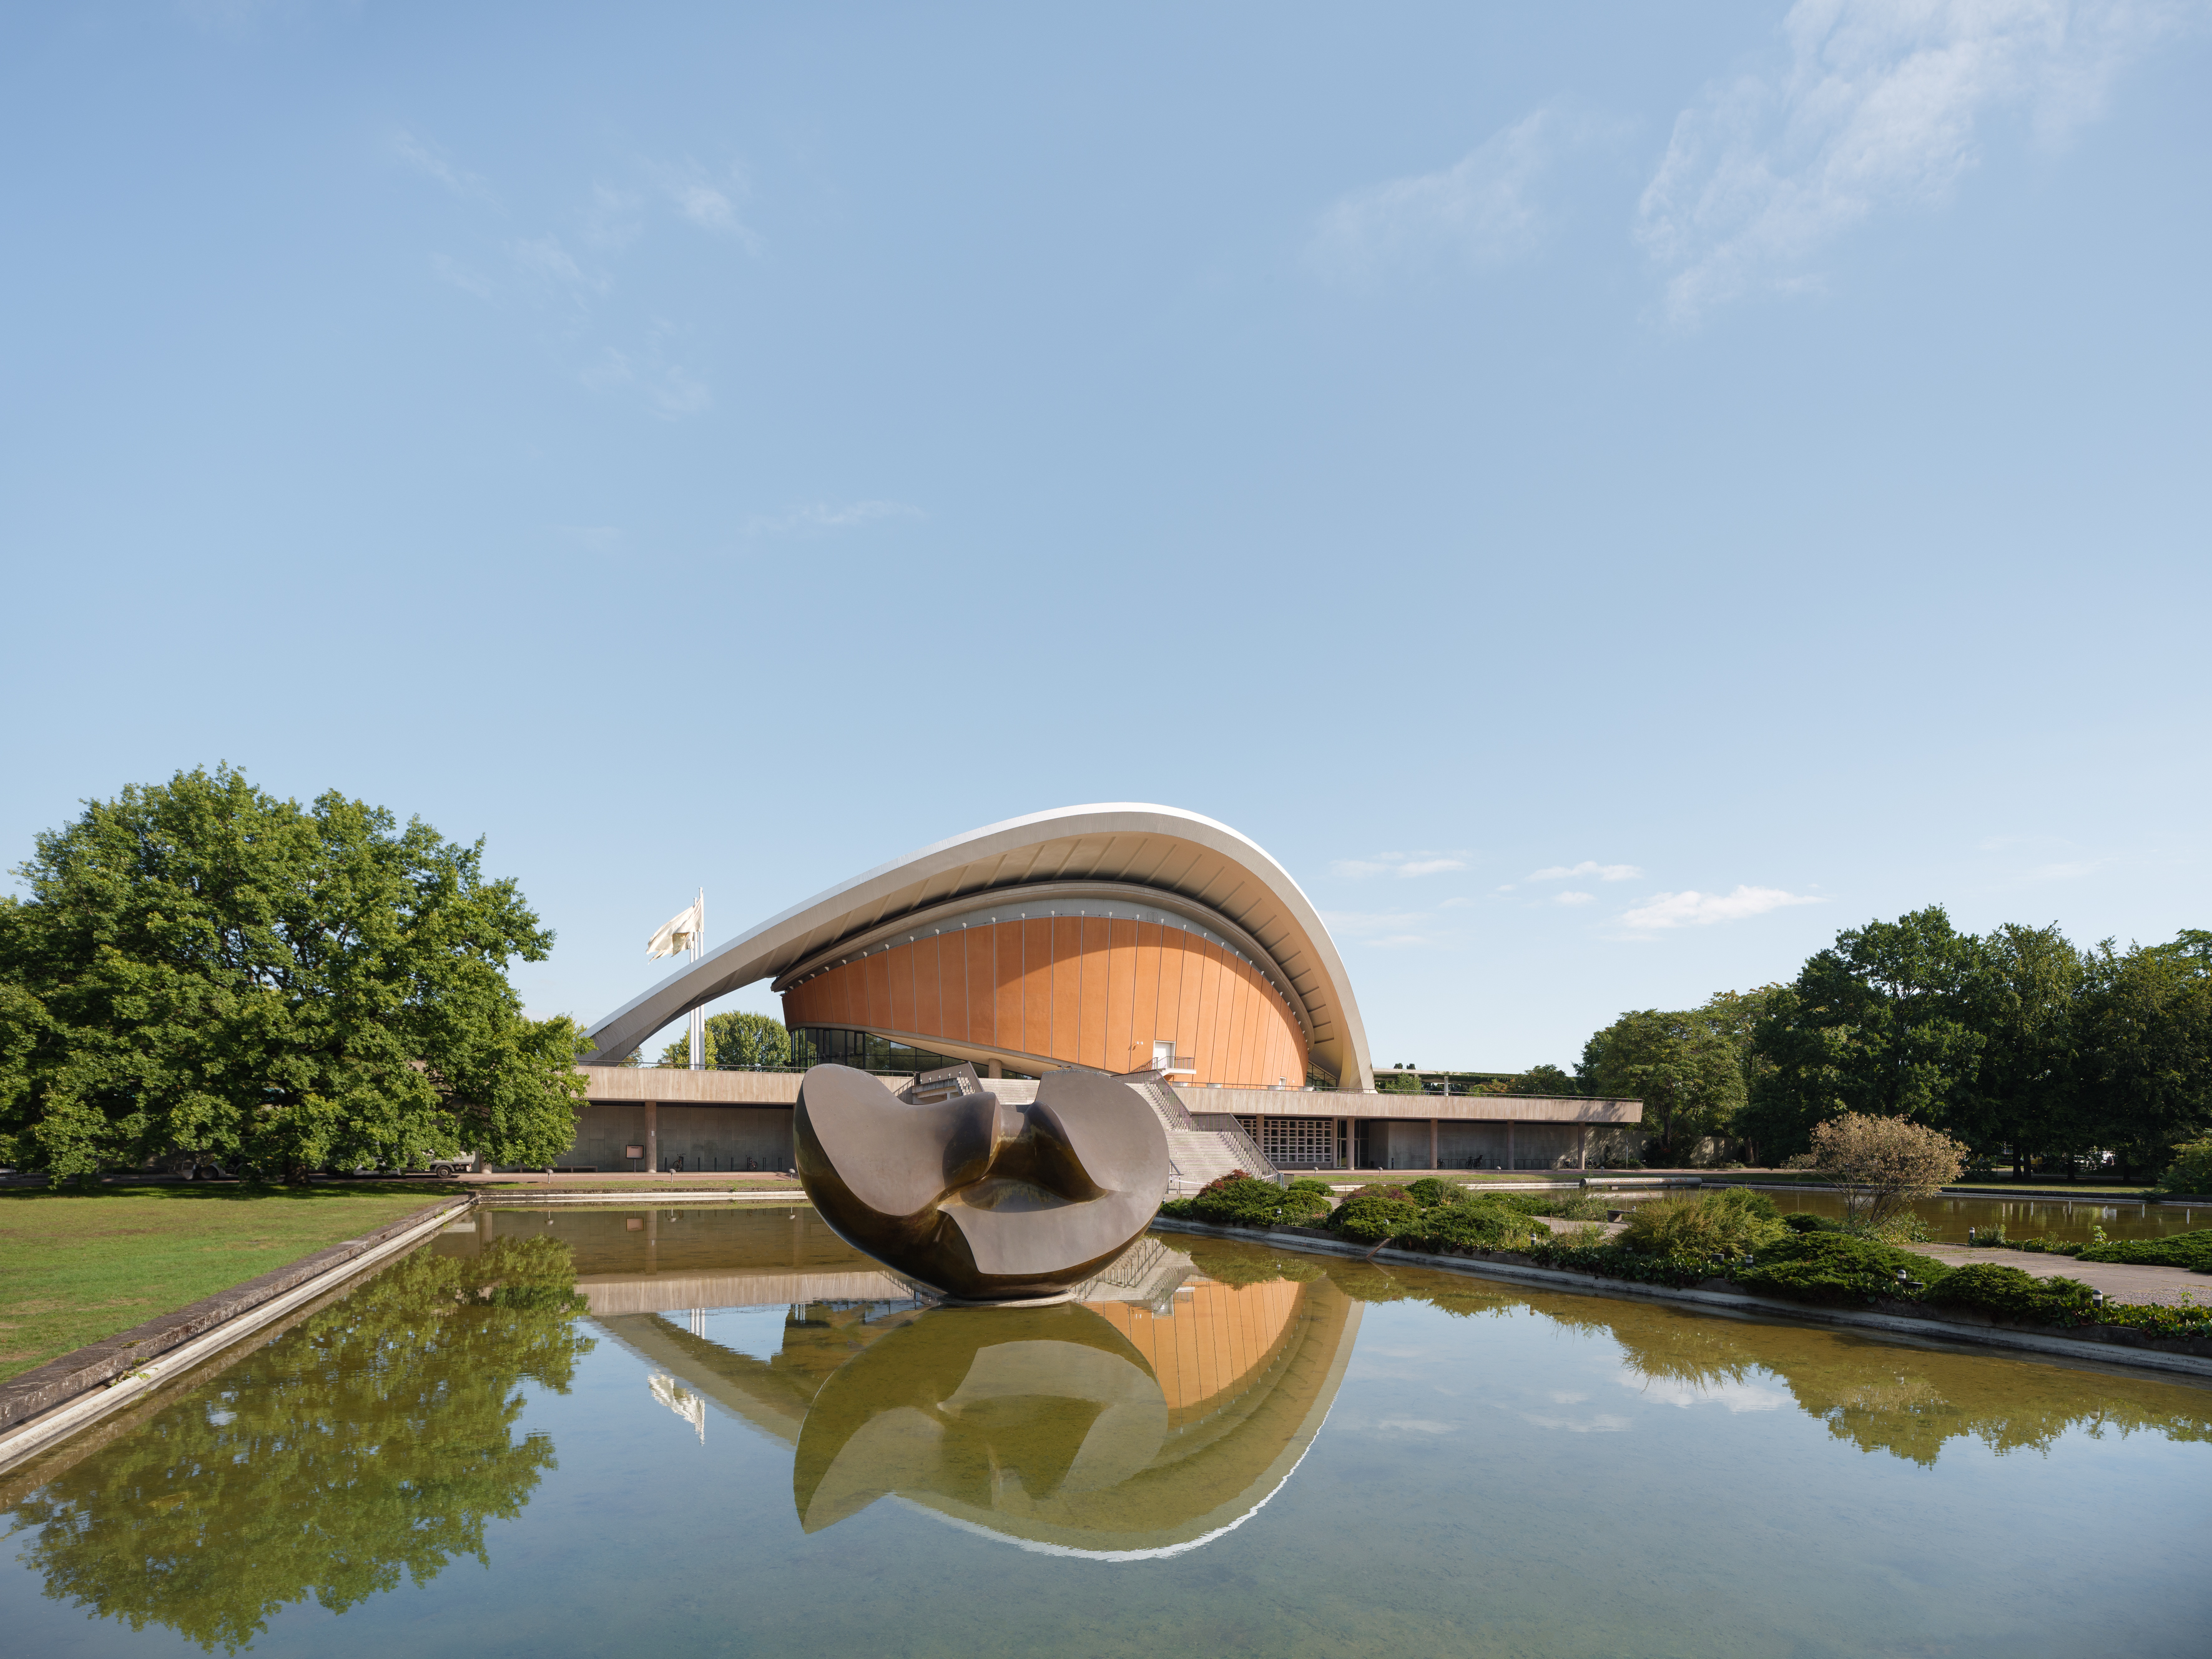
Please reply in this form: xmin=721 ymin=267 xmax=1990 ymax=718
xmin=593 ymin=1268 xmax=1361 ymax=1560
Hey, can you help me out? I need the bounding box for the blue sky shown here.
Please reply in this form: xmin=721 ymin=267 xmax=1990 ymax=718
xmin=3 ymin=2 xmax=2207 ymax=1071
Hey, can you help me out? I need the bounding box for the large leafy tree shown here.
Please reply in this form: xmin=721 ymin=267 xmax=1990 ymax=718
xmin=1962 ymin=923 xmax=2086 ymax=1178
xmin=656 ymin=1010 xmax=790 ymax=1070
xmin=1744 ymin=907 xmax=1989 ymax=1159
xmin=1578 ymin=1007 xmax=1744 ymax=1161
xmin=0 ymin=766 xmax=586 ymax=1182
xmin=2074 ymin=934 xmax=2212 ymax=1179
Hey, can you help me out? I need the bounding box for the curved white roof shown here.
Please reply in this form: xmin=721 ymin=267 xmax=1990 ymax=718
xmin=582 ymin=804 xmax=1375 ymax=1091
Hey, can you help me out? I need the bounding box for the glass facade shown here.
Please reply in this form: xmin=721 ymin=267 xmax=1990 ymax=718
xmin=790 ymin=1026 xmax=1036 ymax=1079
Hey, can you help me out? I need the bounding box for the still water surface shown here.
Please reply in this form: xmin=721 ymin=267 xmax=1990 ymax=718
xmin=1714 ymin=1187 xmax=2211 ymax=1243
xmin=3 ymin=1205 xmax=2206 ymax=1657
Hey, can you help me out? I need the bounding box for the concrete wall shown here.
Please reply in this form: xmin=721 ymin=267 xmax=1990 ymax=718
xmin=562 ymin=1103 xmax=795 ymax=1173
xmin=1177 ymin=1085 xmax=1642 ymax=1124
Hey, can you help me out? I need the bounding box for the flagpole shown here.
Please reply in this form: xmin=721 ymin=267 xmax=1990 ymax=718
xmin=689 ymin=887 xmax=705 ymax=1071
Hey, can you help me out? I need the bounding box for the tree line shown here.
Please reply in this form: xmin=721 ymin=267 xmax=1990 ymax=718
xmin=1533 ymin=907 xmax=2212 ymax=1181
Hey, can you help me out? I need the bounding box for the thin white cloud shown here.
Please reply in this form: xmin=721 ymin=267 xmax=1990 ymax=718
xmin=1638 ymin=0 xmax=2200 ymax=322
xmin=428 ymin=254 xmax=494 ymax=299
xmin=1620 ymin=886 xmax=1821 ymax=930
xmin=582 ymin=346 xmax=710 ymax=420
xmin=511 ymin=236 xmax=608 ymax=296
xmin=1530 ymin=860 xmax=1642 ymax=882
xmin=2031 ymin=859 xmax=2106 ymax=879
xmin=1555 ymin=890 xmax=1597 ymax=906
xmin=1311 ymin=108 xmax=1568 ymax=280
xmin=1333 ymin=852 xmax=1472 ymax=879
xmin=653 ymin=161 xmax=764 ymax=252
xmin=392 ymin=131 xmax=493 ymax=204
xmin=742 ymin=500 xmax=924 ymax=535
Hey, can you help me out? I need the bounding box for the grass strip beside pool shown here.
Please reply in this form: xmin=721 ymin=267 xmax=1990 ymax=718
xmin=0 ymin=1184 xmax=461 ymax=1382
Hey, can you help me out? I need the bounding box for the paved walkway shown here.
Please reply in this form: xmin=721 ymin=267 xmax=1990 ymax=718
xmin=1904 ymin=1243 xmax=2208 ymax=1308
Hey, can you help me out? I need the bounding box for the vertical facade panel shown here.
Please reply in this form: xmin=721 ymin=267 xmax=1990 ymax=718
xmin=1051 ymin=917 xmax=1082 ymax=1065
xmin=887 ymin=940 xmax=915 ymax=1038
xmin=962 ymin=928 xmax=991 ymax=1048
xmin=1166 ymin=935 xmax=1201 ymax=1080
xmin=1226 ymin=965 xmax=1253 ymax=1088
xmin=1103 ymin=918 xmax=1137 ymax=1075
xmin=863 ymin=953 xmax=892 ymax=1035
xmin=1022 ymin=918 xmax=1053 ymax=1058
xmin=992 ymin=922 xmax=1024 ymax=1056
xmin=1077 ymin=916 xmax=1110 ymax=1070
xmin=920 ymin=937 xmax=943 ymax=1040
xmin=1131 ymin=923 xmax=1163 ymax=1066
xmin=940 ymin=931 xmax=970 ymax=1045
xmin=1191 ymin=942 xmax=1224 ymax=1086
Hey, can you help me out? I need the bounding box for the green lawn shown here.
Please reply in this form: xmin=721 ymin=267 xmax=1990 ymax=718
xmin=0 ymin=1184 xmax=460 ymax=1383
xmin=472 ymin=1175 xmax=800 ymax=1193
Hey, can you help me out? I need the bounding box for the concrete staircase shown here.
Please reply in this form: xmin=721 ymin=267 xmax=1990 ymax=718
xmin=1125 ymin=1080 xmax=1281 ymax=1195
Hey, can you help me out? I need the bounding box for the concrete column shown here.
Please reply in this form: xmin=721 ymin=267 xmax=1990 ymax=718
xmin=647 ymin=1208 xmax=657 ymax=1276
xmin=1507 ymin=1120 xmax=1516 ymax=1173
xmin=646 ymin=1101 xmax=659 ymax=1173
xmin=987 ymin=1060 xmax=1003 ymax=1079
xmin=1578 ymin=1126 xmax=1588 ymax=1171
xmin=1429 ymin=1119 xmax=1438 ymax=1169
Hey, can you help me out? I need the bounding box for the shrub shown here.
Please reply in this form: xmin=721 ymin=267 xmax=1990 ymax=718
xmin=1491 ymin=1191 xmax=1612 ymax=1221
xmin=1285 ymin=1176 xmax=1335 ymax=1196
xmin=1734 ymin=1233 xmax=1947 ymax=1305
xmin=1927 ymin=1262 xmax=2096 ymax=1322
xmin=1807 ymin=1113 xmax=1967 ymax=1229
xmin=1618 ymin=1191 xmax=1785 ymax=1261
xmin=1396 ymin=1201 xmax=1540 ymax=1253
xmin=1328 ymin=1194 xmax=1422 ymax=1243
xmin=1403 ymin=1177 xmax=1456 ymax=1206
xmin=2076 ymin=1229 xmax=2212 ymax=1272
xmin=1348 ymin=1183 xmax=1416 ymax=1204
xmin=2156 ymin=1137 xmax=2212 ymax=1196
xmin=1189 ymin=1176 xmax=1330 ymax=1229
xmin=1781 ymin=1211 xmax=1839 ymax=1234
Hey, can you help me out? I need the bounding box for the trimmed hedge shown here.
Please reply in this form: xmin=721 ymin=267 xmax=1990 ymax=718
xmin=2076 ymin=1229 xmax=2212 ymax=1273
xmin=1928 ymin=1262 xmax=2096 ymax=1322
xmin=1733 ymin=1233 xmax=1948 ymax=1306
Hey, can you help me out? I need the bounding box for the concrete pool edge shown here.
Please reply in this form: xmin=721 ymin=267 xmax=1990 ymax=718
xmin=1149 ymin=1218 xmax=2212 ymax=1381
xmin=0 ymin=1196 xmax=471 ymax=1474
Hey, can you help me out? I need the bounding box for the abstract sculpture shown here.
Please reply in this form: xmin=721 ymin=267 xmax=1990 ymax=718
xmin=793 ymin=1062 xmax=1171 ymax=1302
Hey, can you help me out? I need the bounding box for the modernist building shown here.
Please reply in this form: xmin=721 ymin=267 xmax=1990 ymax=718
xmin=584 ymin=804 xmax=1369 ymax=1091
xmin=565 ymin=804 xmax=1641 ymax=1174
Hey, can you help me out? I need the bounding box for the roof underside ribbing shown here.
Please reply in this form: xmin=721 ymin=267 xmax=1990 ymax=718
xmin=581 ymin=805 xmax=1375 ymax=1091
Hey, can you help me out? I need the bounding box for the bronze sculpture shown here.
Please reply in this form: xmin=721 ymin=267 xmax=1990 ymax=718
xmin=793 ymin=1062 xmax=1170 ymax=1302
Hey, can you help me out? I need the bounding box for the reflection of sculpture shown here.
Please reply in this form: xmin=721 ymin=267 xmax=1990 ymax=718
xmin=790 ymin=1277 xmax=1360 ymax=1557
xmin=794 ymin=1063 xmax=1170 ymax=1302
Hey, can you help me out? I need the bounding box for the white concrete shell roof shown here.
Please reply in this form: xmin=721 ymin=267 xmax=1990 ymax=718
xmin=582 ymin=804 xmax=1375 ymax=1091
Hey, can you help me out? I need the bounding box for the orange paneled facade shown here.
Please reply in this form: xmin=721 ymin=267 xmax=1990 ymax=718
xmin=779 ymin=917 xmax=1307 ymax=1088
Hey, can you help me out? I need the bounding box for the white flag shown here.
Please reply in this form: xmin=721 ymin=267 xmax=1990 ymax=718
xmin=647 ymin=900 xmax=702 ymax=960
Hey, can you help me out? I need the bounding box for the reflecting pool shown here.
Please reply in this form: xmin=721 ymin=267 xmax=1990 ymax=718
xmin=4 ymin=1206 xmax=2208 ymax=1657
xmin=1733 ymin=1187 xmax=2211 ymax=1243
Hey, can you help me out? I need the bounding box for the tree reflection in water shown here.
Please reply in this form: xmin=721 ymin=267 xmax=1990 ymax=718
xmin=1177 ymin=1237 xmax=2212 ymax=1467
xmin=6 ymin=1237 xmax=592 ymax=1654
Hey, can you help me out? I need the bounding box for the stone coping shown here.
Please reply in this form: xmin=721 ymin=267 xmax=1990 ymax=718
xmin=474 ymin=1189 xmax=814 ymax=1206
xmin=0 ymin=1196 xmax=469 ymax=1432
xmin=1148 ymin=1218 xmax=2212 ymax=1380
